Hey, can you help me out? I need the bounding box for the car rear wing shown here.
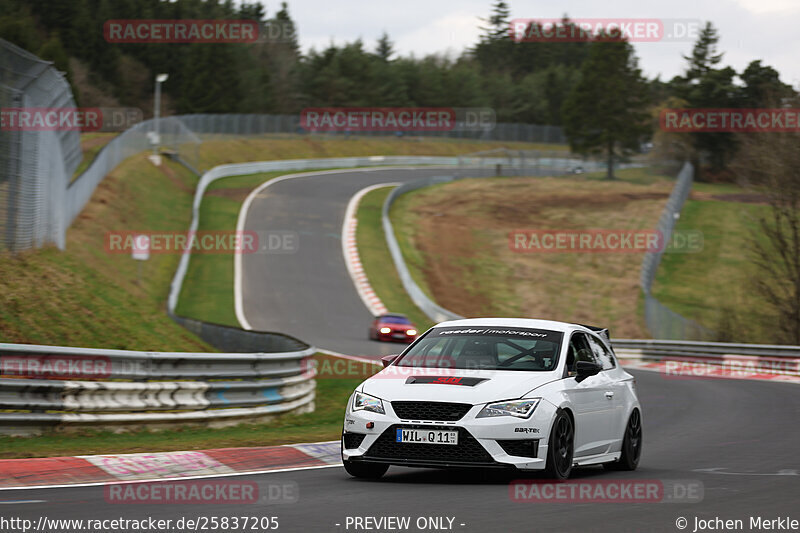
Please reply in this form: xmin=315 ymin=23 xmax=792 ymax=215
xmin=579 ymin=324 xmax=610 ymax=342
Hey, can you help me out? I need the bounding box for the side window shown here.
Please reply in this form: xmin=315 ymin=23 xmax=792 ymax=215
xmin=566 ymin=332 xmax=596 ymax=375
xmin=586 ymin=334 xmax=615 ymax=370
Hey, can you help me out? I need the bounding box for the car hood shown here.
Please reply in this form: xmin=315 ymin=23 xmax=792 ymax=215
xmin=379 ymin=322 xmax=414 ymax=329
xmin=361 ymin=368 xmax=561 ymax=404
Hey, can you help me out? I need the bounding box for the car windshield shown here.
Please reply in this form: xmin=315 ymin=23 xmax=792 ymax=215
xmin=381 ymin=316 xmax=412 ymax=324
xmin=395 ymin=326 xmax=563 ymax=371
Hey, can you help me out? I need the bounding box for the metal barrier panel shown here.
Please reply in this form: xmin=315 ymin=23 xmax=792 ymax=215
xmin=0 ymin=342 xmax=317 ymax=435
xmin=169 ymin=312 xmax=309 ymax=353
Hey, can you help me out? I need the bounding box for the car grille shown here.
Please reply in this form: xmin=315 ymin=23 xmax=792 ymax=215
xmin=497 ymin=439 xmax=539 ymax=458
xmin=364 ymin=425 xmax=494 ymax=464
xmin=343 ymin=432 xmax=366 ymax=449
xmin=391 ymin=401 xmax=472 ymax=421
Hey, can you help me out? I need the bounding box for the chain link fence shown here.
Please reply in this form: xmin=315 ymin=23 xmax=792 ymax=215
xmin=1 ymin=102 xmax=565 ymax=253
xmin=455 ymin=147 xmax=648 ymax=177
xmin=179 ymin=114 xmax=566 ymax=144
xmin=640 ymin=161 xmax=715 ymax=340
xmin=65 ymin=116 xmax=201 ymax=227
xmin=0 ymin=39 xmax=80 ymax=251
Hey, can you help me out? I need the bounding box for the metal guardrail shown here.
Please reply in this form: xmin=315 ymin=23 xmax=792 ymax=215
xmin=0 ymin=343 xmax=316 ymax=436
xmin=170 ymin=312 xmax=309 ymax=353
xmin=614 ymin=339 xmax=800 ymax=359
xmin=613 ymin=339 xmax=800 ymax=377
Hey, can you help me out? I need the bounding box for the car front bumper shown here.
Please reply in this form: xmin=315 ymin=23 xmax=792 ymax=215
xmin=375 ymin=330 xmax=416 ymax=342
xmin=342 ymin=398 xmax=558 ymax=471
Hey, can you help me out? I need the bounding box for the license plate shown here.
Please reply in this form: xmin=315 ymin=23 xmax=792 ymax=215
xmin=392 ymin=333 xmax=406 ymax=339
xmin=395 ymin=428 xmax=458 ymax=445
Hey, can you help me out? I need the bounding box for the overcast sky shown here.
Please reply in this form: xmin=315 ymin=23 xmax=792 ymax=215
xmin=285 ymin=0 xmax=800 ymax=87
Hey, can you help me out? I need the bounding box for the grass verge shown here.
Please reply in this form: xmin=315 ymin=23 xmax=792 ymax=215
xmin=72 ymin=132 xmax=117 ymax=181
xmin=191 ymin=135 xmax=567 ymax=171
xmin=1 ymin=153 xmax=211 ymax=350
xmin=355 ymin=187 xmax=434 ymax=331
xmin=652 ymin=189 xmax=773 ymax=342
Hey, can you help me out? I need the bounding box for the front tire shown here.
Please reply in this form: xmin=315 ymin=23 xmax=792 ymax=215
xmin=605 ymin=409 xmax=642 ymax=471
xmin=342 ymin=459 xmax=389 ymax=479
xmin=543 ymin=409 xmax=574 ymax=480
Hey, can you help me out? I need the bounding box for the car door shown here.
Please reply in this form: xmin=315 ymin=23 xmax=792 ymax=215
xmin=585 ymin=333 xmax=625 ymax=448
xmin=561 ymin=332 xmax=616 ymax=457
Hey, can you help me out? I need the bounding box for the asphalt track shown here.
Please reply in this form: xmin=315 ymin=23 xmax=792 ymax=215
xmin=4 ymin=371 xmax=799 ymax=532
xmin=4 ymin=168 xmax=798 ymax=532
xmin=238 ymin=167 xmax=454 ymax=357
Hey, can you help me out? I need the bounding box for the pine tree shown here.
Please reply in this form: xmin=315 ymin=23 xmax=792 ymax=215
xmin=474 ymin=1 xmax=515 ymax=73
xmin=376 ymin=32 xmax=394 ymax=62
xmin=682 ymin=22 xmax=723 ymax=82
xmin=478 ymin=1 xmax=512 ymax=42
xmin=739 ymin=60 xmax=794 ymax=107
xmin=672 ymin=22 xmax=740 ymax=174
xmin=562 ymin=38 xmax=650 ymax=179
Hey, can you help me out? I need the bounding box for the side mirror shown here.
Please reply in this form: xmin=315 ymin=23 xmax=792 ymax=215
xmin=575 ymin=360 xmax=602 ymax=383
xmin=381 ymin=354 xmax=399 ymax=368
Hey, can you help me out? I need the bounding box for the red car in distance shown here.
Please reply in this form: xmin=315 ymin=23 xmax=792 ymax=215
xmin=368 ymin=313 xmax=418 ymax=343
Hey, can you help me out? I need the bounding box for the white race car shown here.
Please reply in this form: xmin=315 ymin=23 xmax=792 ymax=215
xmin=341 ymin=318 xmax=642 ymax=480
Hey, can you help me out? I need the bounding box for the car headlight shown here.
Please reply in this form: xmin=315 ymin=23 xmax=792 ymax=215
xmin=476 ymin=398 xmax=540 ymax=419
xmin=379 ymin=327 xmax=391 ymax=334
xmin=406 ymin=329 xmax=417 ymax=336
xmin=351 ymin=391 xmax=385 ymax=414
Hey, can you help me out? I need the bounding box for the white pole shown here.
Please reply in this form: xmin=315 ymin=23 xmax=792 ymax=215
xmin=153 ymin=74 xmax=168 ymax=158
xmin=153 ymin=79 xmax=160 ymax=157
